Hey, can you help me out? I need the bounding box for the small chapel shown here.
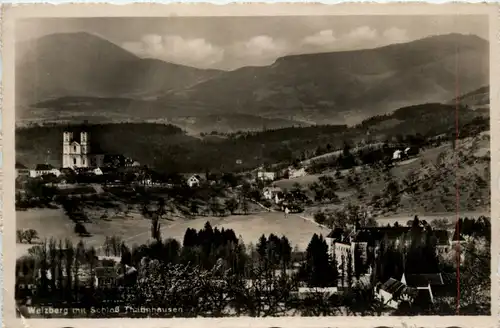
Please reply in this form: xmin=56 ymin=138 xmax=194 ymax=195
xmin=62 ymin=130 xmax=105 ymax=168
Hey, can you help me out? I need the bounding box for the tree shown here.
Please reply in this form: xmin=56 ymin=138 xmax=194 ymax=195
xmin=64 ymin=239 xmax=74 ymax=302
xmin=241 ymin=198 xmax=249 ymax=215
xmin=353 ymin=243 xmax=364 ymax=280
xmin=74 ymin=223 xmax=89 ymax=236
xmin=346 ymin=250 xmax=353 ymax=288
xmin=74 ymin=241 xmax=85 ymax=299
xmin=164 ymin=238 xmax=181 ymax=264
xmin=151 ymin=215 xmax=161 ymax=242
xmin=190 ymin=201 xmax=199 ymax=215
xmin=225 ymin=198 xmax=239 ymax=215
xmin=431 ymin=218 xmax=450 ymax=230
xmin=256 ymin=235 xmax=268 ymax=263
xmin=304 ymin=234 xmax=336 ymax=287
xmin=16 ymin=230 xmax=24 ymax=243
xmin=120 ymin=243 xmax=132 ymax=266
xmin=280 ymin=236 xmax=292 ymax=269
xmin=314 ymin=212 xmax=327 ymax=225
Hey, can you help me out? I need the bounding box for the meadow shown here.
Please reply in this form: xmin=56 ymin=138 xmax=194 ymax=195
xmin=16 ymin=208 xmax=330 ymax=258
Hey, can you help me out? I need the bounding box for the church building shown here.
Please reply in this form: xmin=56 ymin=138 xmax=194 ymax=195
xmin=62 ymin=130 xmax=105 ymax=168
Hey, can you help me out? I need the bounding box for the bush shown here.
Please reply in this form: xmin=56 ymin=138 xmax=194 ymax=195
xmin=16 ymin=229 xmax=39 ymax=244
xmin=74 ymin=223 xmax=90 ymax=236
xmin=314 ymin=212 xmax=327 ymax=225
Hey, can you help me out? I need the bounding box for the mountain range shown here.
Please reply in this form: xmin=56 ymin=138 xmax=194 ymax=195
xmin=16 ymin=32 xmax=489 ymax=132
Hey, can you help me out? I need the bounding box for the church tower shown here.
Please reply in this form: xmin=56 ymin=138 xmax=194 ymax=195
xmin=80 ymin=131 xmax=89 ymax=167
xmin=62 ymin=131 xmax=73 ymax=168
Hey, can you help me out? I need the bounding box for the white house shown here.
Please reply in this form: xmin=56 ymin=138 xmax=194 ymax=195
xmin=263 ymin=186 xmax=282 ymax=200
xmin=274 ymin=192 xmax=285 ymax=204
xmin=392 ymin=149 xmax=403 ymax=161
xmin=257 ymin=171 xmax=276 ymax=181
xmin=376 ymin=278 xmax=409 ymax=309
xmin=187 ymin=174 xmax=202 ymax=187
xmin=288 ymin=167 xmax=307 ymax=179
xmin=400 ymin=273 xmax=444 ymax=304
xmin=29 ymin=164 xmax=61 ymax=178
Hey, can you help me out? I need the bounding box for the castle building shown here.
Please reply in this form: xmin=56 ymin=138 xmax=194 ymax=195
xmin=62 ymin=131 xmax=105 ymax=168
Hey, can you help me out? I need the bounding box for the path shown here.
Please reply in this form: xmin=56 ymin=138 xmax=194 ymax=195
xmin=90 ymin=183 xmax=105 ymax=194
xmin=251 ymin=200 xmax=330 ymax=230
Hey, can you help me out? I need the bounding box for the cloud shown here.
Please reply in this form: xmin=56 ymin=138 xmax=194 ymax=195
xmin=122 ymin=34 xmax=224 ymax=68
xmin=123 ymin=27 xmax=411 ymax=69
xmin=345 ymin=26 xmax=378 ymax=41
xmin=299 ymin=26 xmax=411 ymax=52
xmin=233 ymin=35 xmax=289 ymax=59
xmin=302 ymin=30 xmax=337 ymax=46
xmin=382 ymin=27 xmax=410 ymax=43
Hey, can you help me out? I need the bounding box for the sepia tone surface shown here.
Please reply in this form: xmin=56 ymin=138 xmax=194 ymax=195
xmin=1 ymin=3 xmax=499 ymax=327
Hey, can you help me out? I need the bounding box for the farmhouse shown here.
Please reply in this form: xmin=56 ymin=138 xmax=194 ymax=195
xmin=288 ymin=167 xmax=307 ymax=179
xmin=16 ymin=163 xmax=30 ymax=178
xmin=400 ymin=273 xmax=447 ymax=304
xmin=392 ymin=149 xmax=403 ymax=161
xmin=187 ymin=174 xmax=203 ymax=187
xmin=263 ymin=186 xmax=282 ymax=200
xmin=257 ymin=171 xmax=277 ymax=182
xmin=376 ymin=278 xmax=417 ymax=309
xmin=29 ymin=164 xmax=61 ymax=178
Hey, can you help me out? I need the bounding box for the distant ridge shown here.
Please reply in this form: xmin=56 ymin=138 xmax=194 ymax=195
xmin=17 ymin=32 xmax=489 ymax=129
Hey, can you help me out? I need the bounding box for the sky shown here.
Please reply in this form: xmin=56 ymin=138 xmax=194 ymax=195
xmin=15 ymin=15 xmax=489 ymax=70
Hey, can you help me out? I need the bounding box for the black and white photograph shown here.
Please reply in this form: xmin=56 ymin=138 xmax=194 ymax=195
xmin=3 ymin=4 xmax=497 ymax=321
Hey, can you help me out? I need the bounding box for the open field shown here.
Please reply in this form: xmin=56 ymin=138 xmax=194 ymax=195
xmin=17 ymin=205 xmax=490 ymax=260
xmin=16 ymin=208 xmax=331 ymax=258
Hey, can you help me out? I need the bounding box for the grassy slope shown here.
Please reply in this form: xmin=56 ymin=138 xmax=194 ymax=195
xmin=17 ymin=209 xmax=329 ymax=258
xmin=276 ymin=132 xmax=490 ymax=218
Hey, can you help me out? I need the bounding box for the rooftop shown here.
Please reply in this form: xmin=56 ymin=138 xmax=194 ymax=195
xmin=34 ymin=164 xmax=55 ymax=171
xmin=16 ymin=163 xmax=28 ymax=170
xmin=403 ymin=273 xmax=444 ymax=287
xmin=433 ymin=229 xmax=450 ymax=245
xmin=380 ymin=278 xmax=407 ymax=296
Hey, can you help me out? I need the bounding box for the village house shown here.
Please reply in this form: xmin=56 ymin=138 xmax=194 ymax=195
xmin=263 ymin=186 xmax=282 ymax=200
xmin=257 ymin=171 xmax=277 ymax=182
xmin=93 ymin=167 xmax=117 ymax=176
xmin=187 ymin=174 xmax=202 ymax=188
xmin=16 ymin=163 xmax=30 ymax=179
xmin=288 ymin=166 xmax=307 ymax=179
xmin=392 ymin=149 xmax=403 ymax=161
xmin=29 ymin=164 xmax=62 ymax=178
xmin=376 ymin=278 xmax=417 ymax=309
xmin=400 ymin=273 xmax=453 ymax=305
xmin=274 ymin=191 xmax=285 ymax=205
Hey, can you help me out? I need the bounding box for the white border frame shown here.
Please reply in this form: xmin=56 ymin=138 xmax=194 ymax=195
xmin=2 ymin=3 xmax=499 ymax=328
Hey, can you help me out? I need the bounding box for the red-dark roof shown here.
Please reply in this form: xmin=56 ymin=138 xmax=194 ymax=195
xmin=380 ymin=278 xmax=406 ymax=296
xmin=16 ymin=163 xmax=28 ymax=169
xmin=327 ymin=227 xmax=345 ymax=239
xmin=433 ymin=230 xmax=450 ymax=245
xmin=403 ymin=273 xmax=444 ymax=287
xmin=35 ymin=164 xmax=54 ymax=171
